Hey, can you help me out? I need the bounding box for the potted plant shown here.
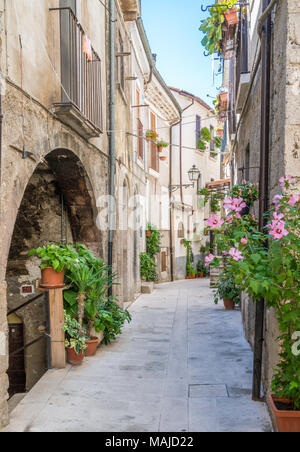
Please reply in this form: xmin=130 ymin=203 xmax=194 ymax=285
xmin=197 ymin=260 xmax=208 ymax=278
xmin=83 ymin=266 xmax=115 ymax=356
xmin=145 ymin=130 xmax=158 ymax=143
xmin=29 ymin=243 xmax=78 ymax=289
xmin=224 ymin=8 xmax=238 ymax=26
xmin=214 ymin=272 xmax=241 ymax=310
xmin=67 ymin=263 xmax=102 ymax=327
xmin=157 ymin=140 xmax=168 ymax=153
xmin=63 ymin=312 xmax=87 ymax=366
xmin=219 ymin=92 xmax=228 ymax=112
xmin=216 ymin=126 xmax=224 ymax=138
xmin=199 ymin=1 xmax=238 ymax=56
xmin=160 ymin=156 xmax=167 ymax=161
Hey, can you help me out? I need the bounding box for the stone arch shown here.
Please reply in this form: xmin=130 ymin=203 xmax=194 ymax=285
xmin=4 ymin=147 xmax=102 ymax=397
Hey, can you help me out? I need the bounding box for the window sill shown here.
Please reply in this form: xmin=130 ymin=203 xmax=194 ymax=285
xmin=148 ymin=168 xmax=160 ymax=179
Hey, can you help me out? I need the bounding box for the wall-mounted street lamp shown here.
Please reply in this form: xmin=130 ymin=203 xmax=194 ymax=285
xmin=170 ymin=165 xmax=201 ymax=193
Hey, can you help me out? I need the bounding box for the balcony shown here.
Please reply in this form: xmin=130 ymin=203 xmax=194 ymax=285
xmin=119 ymin=0 xmax=141 ymax=21
xmin=51 ymin=7 xmax=102 ymax=139
xmin=235 ymin=14 xmax=250 ymax=113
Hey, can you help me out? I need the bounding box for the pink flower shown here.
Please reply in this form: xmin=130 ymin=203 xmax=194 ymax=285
xmin=270 ymin=221 xmax=289 ymax=240
xmin=288 ymin=194 xmax=300 ymax=207
xmin=241 ymin=237 xmax=248 ymax=245
xmin=225 ymin=215 xmax=233 ymax=225
xmin=224 ymin=197 xmax=234 ymax=211
xmin=229 ymin=248 xmax=244 ymax=261
xmin=235 ymin=213 xmax=242 ymax=220
xmin=280 ymin=175 xmax=296 ymax=189
xmin=205 ymin=254 xmax=215 ymax=267
xmin=273 ymin=212 xmax=284 ymax=221
xmin=280 ymin=300 xmax=291 ymax=306
xmin=222 ymin=251 xmax=229 ymax=256
xmin=273 ymin=195 xmax=283 ymax=205
xmin=231 ymin=197 xmax=247 ymax=212
xmin=251 ymin=214 xmax=258 ymax=223
xmin=207 ymin=216 xmax=224 ymax=229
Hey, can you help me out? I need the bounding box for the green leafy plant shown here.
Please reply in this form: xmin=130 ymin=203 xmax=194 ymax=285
xmin=146 ymin=223 xmax=161 ymax=257
xmin=199 ymin=0 xmax=238 ymax=56
xmin=28 ymin=243 xmax=78 ymax=272
xmin=214 ymin=137 xmax=222 ymax=149
xmin=84 ymin=267 xmax=117 ymax=336
xmin=205 ymin=176 xmax=300 ymax=408
xmin=63 ymin=311 xmax=87 ymax=355
xmin=197 ymin=260 xmax=209 ymax=276
xmin=140 ymin=224 xmax=161 ymax=282
xmin=67 ymin=263 xmax=104 ymax=327
xmin=100 ymin=297 xmax=132 ymax=345
xmin=140 ymin=252 xmax=158 ymax=282
xmin=183 ymin=239 xmax=195 ymax=277
xmin=157 ymin=140 xmax=168 ymax=149
xmin=145 ymin=130 xmax=158 ymax=141
xmin=214 ymin=271 xmax=241 ymax=305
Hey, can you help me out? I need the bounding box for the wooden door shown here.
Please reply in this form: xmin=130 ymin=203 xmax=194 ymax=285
xmin=7 ymin=324 xmax=26 ymax=398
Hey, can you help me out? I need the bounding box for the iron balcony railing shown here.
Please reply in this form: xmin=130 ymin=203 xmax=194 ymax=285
xmin=50 ymin=7 xmax=103 ymax=132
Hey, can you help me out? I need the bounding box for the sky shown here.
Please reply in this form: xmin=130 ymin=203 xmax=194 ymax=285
xmin=141 ymin=0 xmax=220 ymax=107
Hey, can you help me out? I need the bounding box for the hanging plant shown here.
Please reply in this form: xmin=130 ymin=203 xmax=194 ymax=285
xmin=199 ymin=0 xmax=239 ymax=56
xmin=214 ymin=137 xmax=222 ymax=149
xmin=145 ymin=130 xmax=158 ymax=143
xmin=157 ymin=140 xmax=168 ymax=152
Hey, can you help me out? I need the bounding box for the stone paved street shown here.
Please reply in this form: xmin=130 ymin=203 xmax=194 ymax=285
xmin=2 ymin=279 xmax=272 ymax=432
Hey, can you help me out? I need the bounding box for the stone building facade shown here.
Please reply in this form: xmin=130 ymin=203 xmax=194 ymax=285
xmin=224 ymin=0 xmax=300 ymax=392
xmin=0 ymin=0 xmax=111 ymax=427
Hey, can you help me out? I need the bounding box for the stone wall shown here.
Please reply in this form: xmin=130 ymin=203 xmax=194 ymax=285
xmin=0 ymin=81 xmax=110 ymax=426
xmin=233 ymin=0 xmax=300 ymax=392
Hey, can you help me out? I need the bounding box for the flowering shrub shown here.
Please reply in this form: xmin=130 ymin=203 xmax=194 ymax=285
xmin=205 ymin=177 xmax=300 ymax=408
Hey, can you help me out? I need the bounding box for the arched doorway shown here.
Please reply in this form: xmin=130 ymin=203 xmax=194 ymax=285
xmin=5 ymin=149 xmax=101 ymax=396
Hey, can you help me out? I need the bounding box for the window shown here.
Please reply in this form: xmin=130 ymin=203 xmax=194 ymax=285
xmin=178 ymin=222 xmax=185 ymax=239
xmin=137 ymin=90 xmax=144 ymax=160
xmin=118 ymin=33 xmax=125 ymax=91
xmin=150 ymin=112 xmax=158 ymax=172
xmin=196 ymin=115 xmax=201 ymax=148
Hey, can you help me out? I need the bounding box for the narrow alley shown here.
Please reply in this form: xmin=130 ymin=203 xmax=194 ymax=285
xmin=3 ymin=280 xmax=272 ymax=433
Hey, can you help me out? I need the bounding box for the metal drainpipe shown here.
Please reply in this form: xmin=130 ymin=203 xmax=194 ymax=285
xmin=0 ymin=93 xmax=2 ymax=188
xmin=180 ymin=99 xmax=194 ymax=204
xmin=108 ymin=0 xmax=115 ymax=297
xmin=169 ymin=119 xmax=181 ymax=282
xmin=252 ymin=0 xmax=272 ymax=402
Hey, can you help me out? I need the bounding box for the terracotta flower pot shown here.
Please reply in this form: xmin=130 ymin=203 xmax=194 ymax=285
xmin=198 ymin=272 xmax=204 ymax=278
xmin=157 ymin=146 xmax=163 ymax=153
xmin=219 ymin=92 xmax=228 ymax=112
xmin=268 ymin=394 xmax=300 ymax=433
xmin=146 ymin=230 xmax=152 ymax=237
xmin=85 ymin=337 xmax=100 ymax=357
xmin=40 ymin=267 xmax=65 ymax=289
xmin=223 ymin=298 xmax=235 ymax=310
xmin=66 ymin=347 xmax=84 ymax=366
xmin=224 ymin=9 xmax=238 ymax=26
xmin=160 ymin=156 xmax=167 ymax=161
